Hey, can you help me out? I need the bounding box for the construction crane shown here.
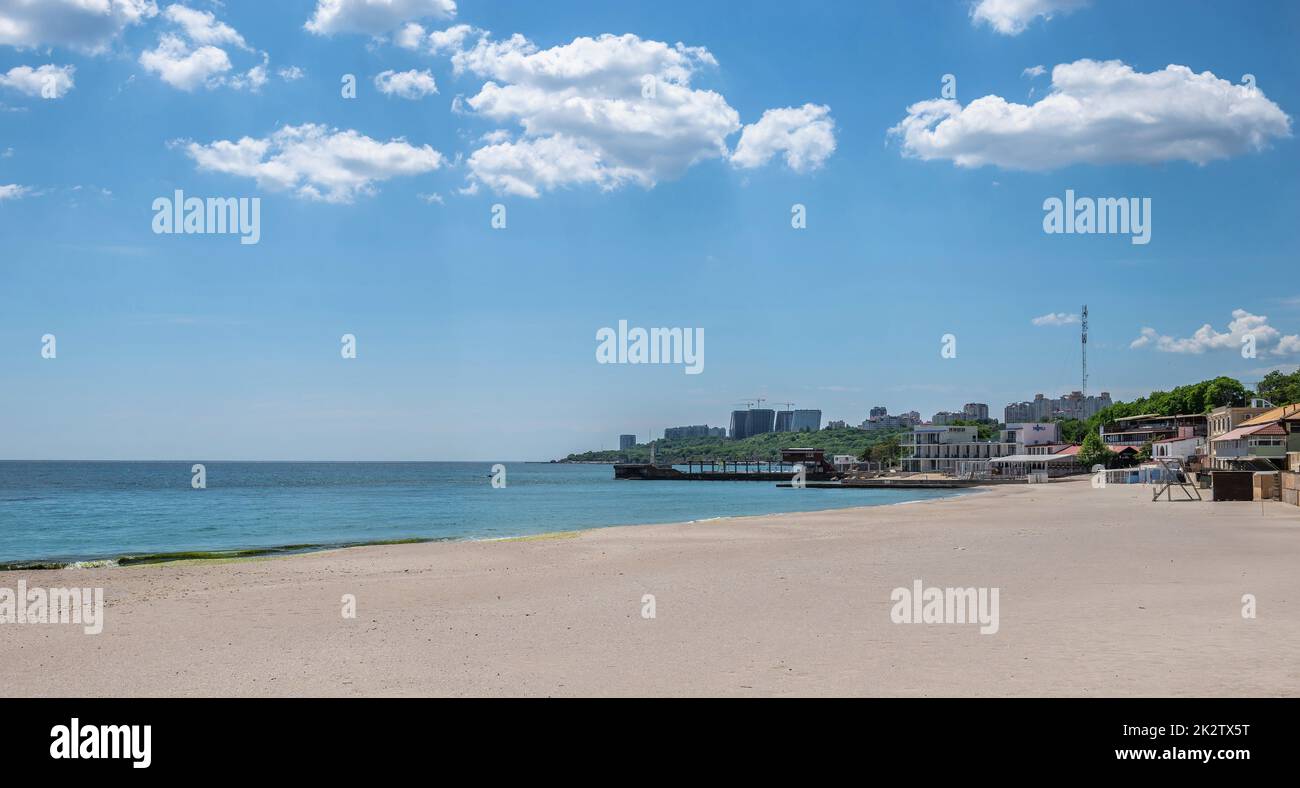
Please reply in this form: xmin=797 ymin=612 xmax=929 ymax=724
xmin=779 ymin=402 xmax=795 ymax=410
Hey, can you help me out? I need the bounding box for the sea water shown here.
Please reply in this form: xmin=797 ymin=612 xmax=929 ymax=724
xmin=0 ymin=461 xmax=964 ymax=567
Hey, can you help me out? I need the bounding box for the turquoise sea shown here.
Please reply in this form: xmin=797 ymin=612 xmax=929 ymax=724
xmin=0 ymin=461 xmax=965 ymax=568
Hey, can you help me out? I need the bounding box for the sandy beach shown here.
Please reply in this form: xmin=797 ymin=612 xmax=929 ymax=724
xmin=4 ymin=479 xmax=1298 ymax=697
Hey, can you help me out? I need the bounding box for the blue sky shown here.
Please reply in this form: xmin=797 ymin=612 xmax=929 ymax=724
xmin=1 ymin=0 xmax=1298 ymax=460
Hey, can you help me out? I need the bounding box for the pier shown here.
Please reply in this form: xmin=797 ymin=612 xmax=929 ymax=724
xmin=614 ymin=448 xmax=840 ymax=481
xmin=777 ymin=478 xmax=986 ymax=489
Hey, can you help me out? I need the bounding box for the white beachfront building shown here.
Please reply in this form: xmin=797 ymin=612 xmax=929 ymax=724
xmin=1150 ymin=435 xmax=1204 ymax=464
xmin=900 ymin=422 xmax=1062 ymax=475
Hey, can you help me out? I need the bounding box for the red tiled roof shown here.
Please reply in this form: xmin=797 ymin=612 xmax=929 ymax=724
xmin=1249 ymin=423 xmax=1287 ymax=435
xmin=1215 ymin=422 xmax=1286 ymax=442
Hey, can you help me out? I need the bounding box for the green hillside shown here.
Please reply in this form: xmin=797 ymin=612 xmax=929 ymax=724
xmin=561 ymin=426 xmax=909 ymax=464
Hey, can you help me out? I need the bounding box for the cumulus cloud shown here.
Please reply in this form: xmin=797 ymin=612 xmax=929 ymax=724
xmin=163 ymin=4 xmax=249 ymax=49
xmin=451 ymin=33 xmax=740 ymax=196
xmin=1031 ymin=311 xmax=1079 ymax=326
xmin=731 ymin=103 xmax=836 ymax=172
xmin=435 ymin=31 xmax=835 ymax=197
xmin=140 ymin=33 xmax=231 ymax=90
xmin=971 ymin=0 xmax=1089 ymax=36
xmin=1130 ymin=309 xmax=1299 ymax=356
xmin=278 ymin=65 xmax=305 ymax=81
xmin=889 ymin=59 xmax=1292 ymax=170
xmin=305 ymin=0 xmax=455 ymax=36
xmin=0 ymin=0 xmax=156 ymax=53
xmin=374 ymin=68 xmax=437 ymax=99
xmin=227 ymin=59 xmax=268 ymax=91
xmin=179 ymin=123 xmax=444 ymax=203
xmin=1277 ymin=335 xmax=1300 ymax=355
xmin=465 ymin=135 xmax=618 ymax=198
xmin=0 ymin=64 xmax=75 ymax=98
xmin=396 ymin=22 xmax=475 ymax=53
xmin=1022 ymin=64 xmax=1046 ymax=78
xmin=139 ymin=5 xmax=267 ymax=91
xmin=0 ymin=183 xmax=31 ymax=200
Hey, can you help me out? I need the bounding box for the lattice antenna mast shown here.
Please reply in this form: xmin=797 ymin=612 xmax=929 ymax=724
xmin=1081 ymin=305 xmax=1089 ymax=398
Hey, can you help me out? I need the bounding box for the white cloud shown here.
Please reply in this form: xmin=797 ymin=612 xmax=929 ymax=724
xmin=0 ymin=64 xmax=75 ymax=98
xmin=464 ymin=135 xmax=615 ymax=198
xmin=889 ymin=59 xmax=1292 ymax=170
xmin=228 ymin=60 xmax=268 ymax=92
xmin=163 ymin=4 xmax=249 ymax=50
xmin=1275 ymin=335 xmax=1300 ymax=356
xmin=417 ymin=191 xmax=443 ymax=204
xmin=442 ymin=32 xmax=831 ymax=197
xmin=305 ymin=0 xmax=455 ymax=36
xmin=1131 ymin=309 xmax=1299 ymax=356
xmin=0 ymin=0 xmax=156 ymax=54
xmin=731 ymin=103 xmax=836 ymax=172
xmin=971 ymin=0 xmax=1089 ymax=36
xmin=1031 ymin=311 xmax=1079 ymax=326
xmin=140 ymin=33 xmax=231 ymax=90
xmin=396 ymin=22 xmax=474 ymax=53
xmin=179 ymin=123 xmax=444 ymax=203
xmin=425 ymin=22 xmax=474 ymax=53
xmin=278 ymin=65 xmax=305 ymax=81
xmin=374 ymin=68 xmax=437 ymax=99
xmin=0 ymin=183 xmax=31 ymax=200
xmin=453 ymin=33 xmax=740 ymax=196
xmin=394 ymin=22 xmax=424 ymax=49
xmin=1022 ymin=64 xmax=1046 ymax=78
xmin=139 ymin=5 xmax=267 ymax=92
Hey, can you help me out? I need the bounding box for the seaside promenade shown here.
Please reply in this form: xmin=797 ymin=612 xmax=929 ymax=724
xmin=5 ymin=480 xmax=1298 ymax=696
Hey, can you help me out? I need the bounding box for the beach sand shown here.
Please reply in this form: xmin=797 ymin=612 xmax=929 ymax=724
xmin=4 ymin=479 xmax=1298 ymax=697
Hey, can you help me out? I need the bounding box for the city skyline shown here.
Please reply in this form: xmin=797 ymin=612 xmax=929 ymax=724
xmin=2 ymin=1 xmax=1298 ymax=461
xmin=626 ymin=385 xmax=1112 ymax=448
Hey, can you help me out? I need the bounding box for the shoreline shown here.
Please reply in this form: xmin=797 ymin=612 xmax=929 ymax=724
xmin=0 ymin=486 xmax=977 ymax=571
xmin=6 ymin=480 xmax=1297 ymax=697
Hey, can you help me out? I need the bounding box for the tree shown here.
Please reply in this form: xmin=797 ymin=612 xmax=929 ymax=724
xmin=864 ymin=436 xmax=901 ymax=464
xmin=1078 ymin=431 xmax=1113 ymax=469
xmin=1086 ymin=376 xmax=1251 ymax=435
xmin=1200 ymin=376 xmax=1249 ymax=410
xmin=1055 ymin=418 xmax=1088 ymax=444
xmin=1257 ymin=369 xmax=1300 ymax=406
